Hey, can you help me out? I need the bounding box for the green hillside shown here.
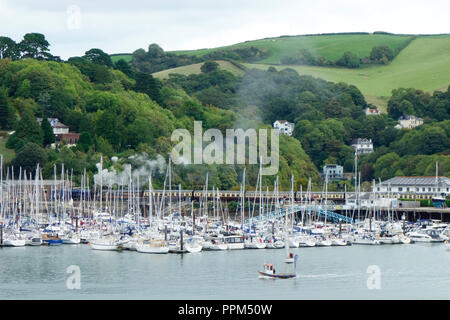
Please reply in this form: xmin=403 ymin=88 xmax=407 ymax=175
xmin=173 ymin=33 xmax=415 ymax=64
xmin=245 ymin=35 xmax=450 ymax=106
xmin=140 ymin=34 xmax=449 ymax=110
xmin=111 ymin=33 xmax=414 ymax=65
xmin=152 ymin=60 xmax=245 ymax=79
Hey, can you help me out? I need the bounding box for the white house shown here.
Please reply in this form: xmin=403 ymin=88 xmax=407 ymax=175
xmin=351 ymin=138 xmax=373 ymax=155
xmin=365 ymin=108 xmax=381 ymax=116
xmin=36 ymin=117 xmax=79 ymax=147
xmin=395 ymin=115 xmax=424 ymax=130
xmin=37 ymin=118 xmax=69 ymax=135
xmin=273 ymin=120 xmax=295 ymax=136
xmin=373 ymin=176 xmax=450 ymax=196
xmin=323 ymin=164 xmax=343 ymax=180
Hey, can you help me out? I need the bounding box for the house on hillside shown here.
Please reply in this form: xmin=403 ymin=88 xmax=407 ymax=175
xmin=37 ymin=118 xmax=80 ymax=147
xmin=273 ymin=120 xmax=295 ymax=136
xmin=394 ymin=115 xmax=423 ymax=130
xmin=365 ymin=107 xmax=381 ymax=116
xmin=322 ymin=164 xmax=343 ymax=181
xmin=351 ymin=138 xmax=373 ymax=155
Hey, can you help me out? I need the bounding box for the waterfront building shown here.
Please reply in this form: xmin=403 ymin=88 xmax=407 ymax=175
xmin=345 ymin=192 xmax=399 ymax=209
xmin=373 ymin=176 xmax=450 ymax=197
xmin=351 ymin=138 xmax=373 ymax=155
xmin=273 ymin=120 xmax=295 ymax=136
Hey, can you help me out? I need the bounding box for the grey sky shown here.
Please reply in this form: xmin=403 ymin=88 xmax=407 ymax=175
xmin=1 ymin=0 xmax=449 ymax=59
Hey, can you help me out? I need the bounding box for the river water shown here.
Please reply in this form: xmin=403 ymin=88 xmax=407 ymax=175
xmin=0 ymin=243 xmax=449 ymax=300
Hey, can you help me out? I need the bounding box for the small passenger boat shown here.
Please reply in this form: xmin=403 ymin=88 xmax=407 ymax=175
xmin=258 ymin=263 xmax=296 ymax=279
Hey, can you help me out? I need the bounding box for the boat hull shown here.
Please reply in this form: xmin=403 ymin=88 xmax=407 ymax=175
xmin=43 ymin=239 xmax=63 ymax=246
xmin=3 ymin=239 xmax=26 ymax=247
xmin=258 ymin=271 xmax=296 ymax=279
xmin=136 ymin=245 xmax=169 ymax=254
xmin=208 ymin=244 xmax=228 ymax=251
xmin=227 ymin=243 xmax=245 ymax=250
xmin=185 ymin=245 xmax=202 ymax=253
xmin=90 ymin=243 xmax=118 ymax=251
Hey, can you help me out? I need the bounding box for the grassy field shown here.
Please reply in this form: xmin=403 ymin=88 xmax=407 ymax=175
xmin=172 ymin=33 xmax=415 ymax=64
xmin=152 ymin=60 xmax=245 ymax=79
xmin=110 ymin=54 xmax=133 ymax=63
xmin=244 ymin=35 xmax=450 ymax=108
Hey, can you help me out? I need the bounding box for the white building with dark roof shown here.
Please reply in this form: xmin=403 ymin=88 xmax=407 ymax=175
xmin=351 ymin=138 xmax=373 ymax=155
xmin=373 ymin=176 xmax=450 ymax=196
xmin=36 ymin=118 xmax=79 ymax=147
xmin=37 ymin=118 xmax=69 ymax=135
xmin=322 ymin=164 xmax=343 ymax=180
xmin=395 ymin=115 xmax=424 ymax=130
xmin=273 ymin=120 xmax=295 ymax=136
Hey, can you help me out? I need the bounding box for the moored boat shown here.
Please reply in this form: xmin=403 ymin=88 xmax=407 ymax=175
xmin=89 ymin=235 xmax=118 ymax=251
xmin=136 ymin=239 xmax=169 ymax=254
xmin=42 ymin=234 xmax=63 ymax=246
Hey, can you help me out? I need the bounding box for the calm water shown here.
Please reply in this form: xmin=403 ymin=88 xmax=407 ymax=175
xmin=0 ymin=243 xmax=449 ymax=300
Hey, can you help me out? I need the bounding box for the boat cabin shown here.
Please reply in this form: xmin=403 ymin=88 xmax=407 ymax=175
xmin=224 ymin=235 xmax=245 ymax=244
xmin=263 ymin=263 xmax=275 ymax=275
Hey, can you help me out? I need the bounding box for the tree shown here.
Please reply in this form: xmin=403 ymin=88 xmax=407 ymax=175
xmin=0 ymin=87 xmax=16 ymax=130
xmin=147 ymin=43 xmax=164 ymax=58
xmin=12 ymin=109 xmax=43 ymax=147
xmin=361 ymin=163 xmax=374 ymax=181
xmin=83 ymin=48 xmax=113 ymax=67
xmin=336 ymin=52 xmax=360 ymax=68
xmin=0 ymin=36 xmax=19 ymax=60
xmin=11 ymin=143 xmax=48 ymax=175
xmin=19 ymin=33 xmax=50 ymax=59
xmin=41 ymin=117 xmax=55 ymax=147
xmin=201 ymin=60 xmax=219 ymax=73
xmin=134 ymin=72 xmax=162 ymax=104
xmin=114 ymin=59 xmax=133 ymax=78
xmin=95 ymin=136 xmax=114 ymax=157
xmin=77 ymin=132 xmax=93 ymax=152
xmin=370 ymin=45 xmax=394 ymax=64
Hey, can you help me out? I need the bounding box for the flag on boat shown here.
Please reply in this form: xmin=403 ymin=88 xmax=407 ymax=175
xmin=294 ymin=254 xmax=299 ymax=269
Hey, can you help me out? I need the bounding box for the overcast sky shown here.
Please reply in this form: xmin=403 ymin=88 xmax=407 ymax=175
xmin=0 ymin=0 xmax=449 ymax=60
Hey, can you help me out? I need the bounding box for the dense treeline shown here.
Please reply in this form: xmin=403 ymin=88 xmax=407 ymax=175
xmin=280 ymin=44 xmax=404 ymax=68
xmin=388 ymin=86 xmax=450 ymax=120
xmin=131 ymin=43 xmax=268 ymax=74
xmin=0 ymin=35 xmax=319 ymax=190
xmin=165 ymin=63 xmax=450 ymax=180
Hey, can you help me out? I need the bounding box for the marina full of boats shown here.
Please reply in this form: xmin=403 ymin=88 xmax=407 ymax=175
xmin=1 ymin=161 xmax=449 ymax=254
xmin=1 ymin=206 xmax=450 ymax=252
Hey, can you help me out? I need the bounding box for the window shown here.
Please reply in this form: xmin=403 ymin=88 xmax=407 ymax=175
xmin=398 ymin=187 xmax=403 ymax=192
